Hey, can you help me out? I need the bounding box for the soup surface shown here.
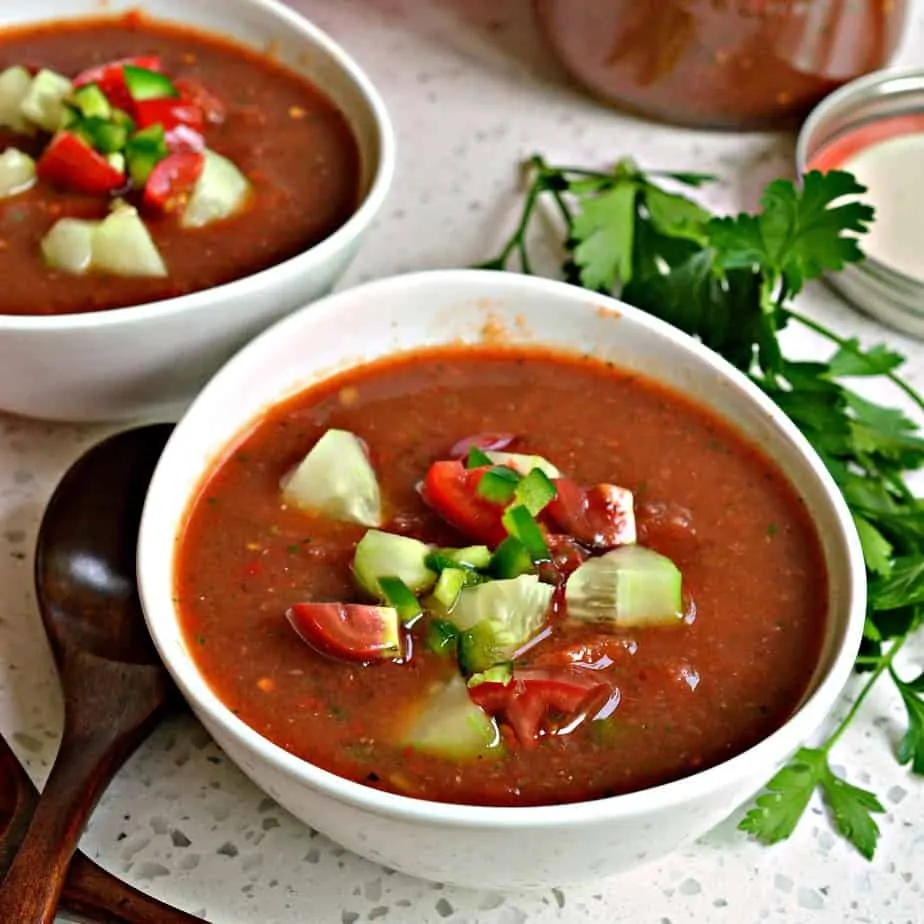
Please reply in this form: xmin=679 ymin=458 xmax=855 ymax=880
xmin=176 ymin=346 xmax=827 ymax=807
xmin=0 ymin=14 xmax=361 ymax=315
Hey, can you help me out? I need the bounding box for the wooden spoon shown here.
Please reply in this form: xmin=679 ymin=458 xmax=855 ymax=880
xmin=0 ymin=731 xmax=208 ymax=923
xmin=0 ymin=424 xmax=181 ymax=923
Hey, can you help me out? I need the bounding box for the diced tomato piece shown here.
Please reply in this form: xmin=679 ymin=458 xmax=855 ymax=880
xmin=142 ymin=152 xmax=205 ymax=214
xmin=547 ymin=478 xmax=636 ymax=550
xmin=545 ymin=534 xmax=590 ymax=578
xmin=37 ymin=132 xmax=125 ymax=195
xmin=286 ymin=603 xmax=402 ymax=663
xmin=449 ymin=433 xmax=517 ymax=459
xmin=421 ymin=460 xmax=508 ymax=547
xmin=73 ymin=56 xmax=162 ymax=111
xmin=174 ymin=77 xmax=226 ymax=124
xmin=468 ymin=667 xmax=611 ymax=748
xmin=134 ymin=98 xmax=205 ymax=134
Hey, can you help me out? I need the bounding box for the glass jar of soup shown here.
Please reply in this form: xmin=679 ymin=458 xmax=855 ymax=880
xmin=533 ymin=0 xmax=909 ymax=130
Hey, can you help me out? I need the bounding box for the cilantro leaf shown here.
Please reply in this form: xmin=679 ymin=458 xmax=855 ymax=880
xmin=708 ymin=171 xmax=874 ymax=295
xmin=739 ymin=747 xmax=825 ymax=845
xmin=892 ymin=670 xmax=924 ymax=774
xmin=739 ymin=747 xmax=884 ymax=859
xmin=818 ymin=771 xmax=884 ymax=860
xmin=828 ymin=339 xmax=905 ymax=377
xmin=570 ymin=182 xmax=638 ymax=291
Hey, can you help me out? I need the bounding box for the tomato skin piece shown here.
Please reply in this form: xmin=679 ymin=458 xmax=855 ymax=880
xmin=421 ymin=460 xmax=508 ymax=547
xmin=165 ymin=124 xmax=206 ymax=154
xmin=468 ymin=667 xmax=611 ymax=747
xmin=547 ymin=478 xmax=636 ymax=550
xmin=73 ymin=56 xmax=162 ymax=111
xmin=142 ymin=151 xmax=204 ymax=214
xmin=37 ymin=131 xmax=125 ymax=195
xmin=286 ymin=603 xmax=402 ymax=663
xmin=174 ymin=77 xmax=226 ymax=124
xmin=134 ymin=98 xmax=205 ymax=134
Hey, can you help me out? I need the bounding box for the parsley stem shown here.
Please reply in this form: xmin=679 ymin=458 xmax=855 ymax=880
xmin=494 ymin=177 xmax=543 ymax=269
xmin=788 ymin=308 xmax=924 ymax=415
xmin=823 ymin=633 xmax=908 ymax=753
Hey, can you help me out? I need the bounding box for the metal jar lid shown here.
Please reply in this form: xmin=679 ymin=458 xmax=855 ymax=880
xmin=796 ymin=67 xmax=924 ymax=340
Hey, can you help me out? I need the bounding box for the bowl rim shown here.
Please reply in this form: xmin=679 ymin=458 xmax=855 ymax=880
xmin=0 ymin=0 xmax=396 ymax=331
xmin=138 ymin=268 xmax=867 ymax=829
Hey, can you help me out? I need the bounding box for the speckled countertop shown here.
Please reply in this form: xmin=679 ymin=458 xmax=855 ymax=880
xmin=2 ymin=1 xmax=924 ymax=922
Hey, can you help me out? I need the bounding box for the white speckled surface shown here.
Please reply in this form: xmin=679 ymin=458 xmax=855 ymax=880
xmin=2 ymin=1 xmax=924 ymax=921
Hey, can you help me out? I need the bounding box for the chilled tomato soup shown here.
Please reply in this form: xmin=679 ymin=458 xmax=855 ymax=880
xmin=0 ymin=14 xmax=360 ymax=315
xmin=175 ymin=346 xmax=827 ymax=807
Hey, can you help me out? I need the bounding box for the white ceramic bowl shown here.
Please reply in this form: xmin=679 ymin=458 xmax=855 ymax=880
xmin=0 ymin=0 xmax=394 ymax=422
xmin=138 ymin=269 xmax=866 ymax=890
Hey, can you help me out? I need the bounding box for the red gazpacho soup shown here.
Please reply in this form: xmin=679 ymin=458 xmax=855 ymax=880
xmin=0 ymin=13 xmax=361 ymax=315
xmin=176 ymin=346 xmax=827 ymax=807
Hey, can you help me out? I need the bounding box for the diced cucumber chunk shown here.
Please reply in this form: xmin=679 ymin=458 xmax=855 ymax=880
xmin=282 ymin=429 xmax=383 ymax=527
xmin=353 ymin=529 xmax=435 ymax=597
xmin=446 ymin=545 xmax=492 ymax=570
xmin=565 ymin=545 xmax=683 ymax=628
xmin=20 ymin=69 xmax=73 ymax=132
xmin=72 ymin=83 xmax=112 ymax=120
xmin=458 ymin=621 xmax=504 ymax=674
xmin=123 ymin=65 xmax=178 ymax=102
xmin=515 ymin=468 xmax=558 ymax=516
xmin=467 ymin=662 xmax=513 ymax=688
xmin=181 ymin=148 xmax=251 ymax=228
xmin=41 ymin=206 xmax=167 ymax=278
xmin=451 ymin=574 xmax=553 ymax=657
xmin=402 ymin=676 xmax=501 ymax=759
xmin=0 ymin=67 xmax=33 ymax=133
xmin=377 ymin=575 xmax=423 ymax=625
xmin=0 ymin=148 xmax=36 ymax=199
xmin=93 ymin=204 xmax=168 ymax=277
xmin=433 ymin=567 xmax=466 ymax=610
xmin=107 ymin=152 xmax=126 ymax=174
xmin=485 ymin=451 xmax=561 ymax=479
xmin=40 ymin=218 xmax=96 ymax=274
xmin=425 ymin=618 xmax=459 ymax=657
xmin=490 ymin=536 xmax=533 ymax=579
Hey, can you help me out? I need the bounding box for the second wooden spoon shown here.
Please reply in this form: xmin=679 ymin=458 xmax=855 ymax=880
xmin=0 ymin=424 xmax=177 ymax=923
xmin=0 ymin=730 xmax=208 ymax=923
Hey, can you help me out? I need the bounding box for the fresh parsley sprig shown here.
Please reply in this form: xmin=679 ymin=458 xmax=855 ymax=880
xmin=481 ymin=155 xmax=924 ymax=859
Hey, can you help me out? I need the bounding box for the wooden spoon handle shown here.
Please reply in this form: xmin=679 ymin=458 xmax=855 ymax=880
xmin=64 ymin=855 xmax=209 ymax=924
xmin=2 ymin=731 xmax=208 ymax=924
xmin=0 ymin=657 xmax=167 ymax=923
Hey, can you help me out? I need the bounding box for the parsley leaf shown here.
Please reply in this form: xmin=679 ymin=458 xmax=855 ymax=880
xmin=828 ymin=340 xmax=905 ymax=377
xmin=740 ymin=747 xmax=884 ymax=859
xmin=853 ymin=514 xmax=894 ymax=578
xmin=709 ymin=171 xmax=874 ymax=295
xmin=872 ymin=556 xmax=924 ymax=610
xmin=739 ymin=747 xmax=825 ymax=845
xmin=892 ymin=671 xmax=924 ymax=774
xmin=819 ymin=771 xmax=885 ymax=860
xmin=570 ymin=182 xmax=637 ymax=291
